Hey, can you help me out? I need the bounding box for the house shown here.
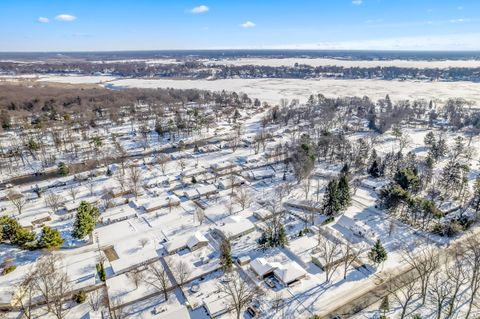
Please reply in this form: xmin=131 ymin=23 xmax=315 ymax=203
xmin=212 ymin=216 xmax=255 ymax=240
xmin=164 ymin=232 xmax=209 ymax=255
xmin=101 ymin=204 xmax=137 ymax=224
xmin=244 ymin=169 xmax=275 ymax=181
xmin=336 ymin=215 xmax=377 ymax=242
xmin=217 ymin=176 xmax=246 ymax=190
xmin=204 ymin=297 xmax=230 ymax=318
xmin=183 ymin=184 xmax=218 ymax=200
xmin=195 ymin=184 xmax=218 ymax=198
xmin=63 ymin=196 xmax=99 ymax=212
xmin=85 ymin=311 xmax=102 ymax=319
xmin=253 ymin=208 xmax=272 ymax=221
xmin=250 ymin=258 xmax=280 ymax=279
xmin=17 ymin=212 xmax=51 ymax=231
xmin=110 ymin=249 xmax=159 ymax=275
xmin=108 ymin=187 xmax=132 ymax=198
xmin=237 ymin=256 xmax=251 ymax=266
xmin=156 ymin=306 xmax=191 ymax=319
xmin=140 ymin=195 xmax=180 ymax=213
xmin=273 ymin=261 xmax=307 ymax=286
xmin=284 ymin=198 xmax=323 ymax=213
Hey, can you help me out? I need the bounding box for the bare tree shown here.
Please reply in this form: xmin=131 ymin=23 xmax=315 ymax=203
xmin=465 ymin=235 xmax=480 ymax=319
xmin=217 ymin=272 xmax=261 ymax=319
xmin=234 ymin=187 xmax=250 ymax=210
xmin=316 ymin=234 xmax=342 ymax=282
xmin=114 ymin=173 xmax=126 ymax=192
xmin=429 ymin=270 xmax=452 ymax=319
xmin=7 ymin=190 xmax=27 ymax=215
xmin=44 ymin=192 xmax=64 ymax=213
xmin=177 ymin=158 xmax=187 ymax=173
xmin=139 ymin=238 xmax=149 ymax=248
xmin=34 ymin=254 xmax=71 ymax=319
xmin=342 ymin=242 xmax=365 ymax=280
xmin=88 ymin=288 xmax=104 ymax=312
xmin=143 ymin=262 xmax=170 ymax=302
xmin=170 ymin=260 xmax=191 ymax=288
xmin=128 ymin=165 xmax=143 ymax=200
xmin=129 ymin=269 xmax=142 ymax=289
xmin=445 ymin=248 xmax=469 ymax=317
xmin=401 ymin=244 xmax=438 ymax=304
xmin=388 ymin=273 xmax=419 ymax=319
xmin=195 ymin=206 xmax=205 ymax=225
xmin=301 ymin=176 xmax=311 ymax=200
xmin=12 ymin=269 xmax=37 ymax=319
xmin=156 ymin=154 xmax=169 ymax=175
xmin=109 ymin=300 xmax=126 ymax=319
xmin=68 ymin=184 xmax=79 ymax=201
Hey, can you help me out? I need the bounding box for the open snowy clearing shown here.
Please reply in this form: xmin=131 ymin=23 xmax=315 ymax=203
xmin=105 ymin=78 xmax=480 ymax=104
xmin=204 ymin=57 xmax=480 ymax=69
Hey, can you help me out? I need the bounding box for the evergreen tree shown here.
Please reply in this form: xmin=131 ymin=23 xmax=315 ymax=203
xmin=424 ymin=131 xmax=436 ymax=147
xmin=57 ymin=162 xmax=69 ymax=176
xmin=394 ymin=168 xmax=419 ymax=192
xmin=471 ymin=177 xmax=480 ymax=214
xmin=379 ymin=295 xmax=389 ymax=318
xmin=220 ymin=239 xmax=233 ymax=272
xmin=73 ymin=201 xmax=99 ymax=239
xmin=368 ymin=160 xmax=381 ymax=178
xmin=38 ymin=226 xmax=64 ymax=249
xmin=368 ymin=240 xmax=388 ymax=266
xmin=322 ymin=179 xmax=341 ymax=216
xmin=277 ymin=225 xmax=289 ymax=247
xmin=338 ymin=175 xmax=351 ymax=210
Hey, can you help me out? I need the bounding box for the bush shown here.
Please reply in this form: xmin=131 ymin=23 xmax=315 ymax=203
xmin=2 ymin=265 xmax=16 ymax=276
xmin=37 ymin=226 xmax=64 ymax=249
xmin=321 ymin=216 xmax=335 ymax=225
xmin=73 ymin=290 xmax=86 ymax=303
xmin=96 ymin=263 xmax=106 ymax=282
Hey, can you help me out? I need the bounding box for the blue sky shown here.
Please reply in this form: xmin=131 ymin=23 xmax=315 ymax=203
xmin=1 ymin=0 xmax=480 ymax=51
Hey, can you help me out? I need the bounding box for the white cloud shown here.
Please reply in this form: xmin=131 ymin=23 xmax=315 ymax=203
xmin=37 ymin=17 xmax=50 ymax=23
xmin=240 ymin=21 xmax=256 ymax=28
xmin=55 ymin=14 xmax=77 ymax=22
xmin=352 ymin=0 xmax=363 ymax=5
xmin=190 ymin=5 xmax=209 ymax=14
xmin=449 ymin=18 xmax=470 ymax=23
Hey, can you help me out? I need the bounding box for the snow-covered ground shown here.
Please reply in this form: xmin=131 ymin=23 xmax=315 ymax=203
xmin=104 ymin=78 xmax=480 ymax=104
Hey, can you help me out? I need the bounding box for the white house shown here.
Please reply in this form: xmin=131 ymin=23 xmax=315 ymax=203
xmin=212 ymin=216 xmax=255 ymax=240
xmin=140 ymin=195 xmax=180 ymax=213
xmin=250 ymin=258 xmax=281 ymax=278
xmin=101 ymin=204 xmax=137 ymax=224
xmin=164 ymin=232 xmax=209 ymax=255
xmin=273 ymin=261 xmax=307 ymax=286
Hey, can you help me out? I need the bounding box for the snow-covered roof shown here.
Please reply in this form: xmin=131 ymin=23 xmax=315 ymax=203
xmin=213 ymin=215 xmax=255 ymax=240
xmin=157 ymin=306 xmax=191 ymax=319
xmin=196 ymin=184 xmax=217 ymax=196
xmin=101 ymin=204 xmax=137 ymax=223
xmin=110 ymin=248 xmax=159 ymax=275
xmin=250 ymin=257 xmax=280 ymax=277
xmin=140 ymin=195 xmax=180 ymax=212
xmin=17 ymin=212 xmax=51 ymax=227
xmin=204 ymin=296 xmax=230 ymax=317
xmin=164 ymin=232 xmax=209 ymax=254
xmin=253 ymin=208 xmax=272 ymax=220
xmin=273 ymin=261 xmax=307 ymax=285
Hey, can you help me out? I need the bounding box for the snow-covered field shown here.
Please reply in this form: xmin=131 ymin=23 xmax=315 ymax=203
xmin=204 ymin=57 xmax=480 ymax=69
xmin=37 ymin=74 xmax=117 ymax=84
xmin=105 ymin=78 xmax=480 ymax=104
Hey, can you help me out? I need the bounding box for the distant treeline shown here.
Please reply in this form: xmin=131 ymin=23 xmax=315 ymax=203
xmin=2 ymin=61 xmax=480 ymax=81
